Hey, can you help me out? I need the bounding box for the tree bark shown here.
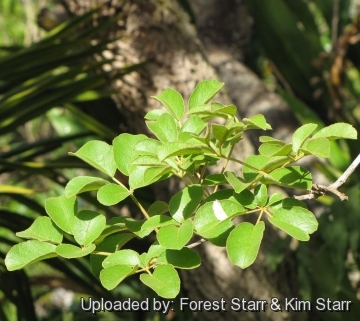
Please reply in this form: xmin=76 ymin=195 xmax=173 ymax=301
xmin=47 ymin=1 xmax=302 ymax=320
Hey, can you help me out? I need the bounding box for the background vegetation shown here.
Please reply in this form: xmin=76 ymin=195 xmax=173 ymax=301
xmin=1 ymin=0 xmax=360 ymax=320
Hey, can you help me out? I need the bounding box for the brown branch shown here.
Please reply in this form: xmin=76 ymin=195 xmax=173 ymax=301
xmin=294 ymin=153 xmax=360 ymax=201
xmin=187 ymin=238 xmax=206 ymax=249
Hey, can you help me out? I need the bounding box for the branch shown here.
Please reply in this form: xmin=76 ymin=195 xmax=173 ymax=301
xmin=294 ymin=153 xmax=360 ymax=201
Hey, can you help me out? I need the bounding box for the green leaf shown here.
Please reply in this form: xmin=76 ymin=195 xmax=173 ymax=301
xmin=169 ymin=184 xmax=203 ymax=222
xmin=291 ymin=123 xmax=318 ymax=153
xmin=243 ymin=114 xmax=271 ymax=130
xmin=69 ymin=140 xmax=116 ymax=177
xmin=45 ymin=195 xmax=77 ymax=234
xmin=100 ymin=265 xmax=135 ymax=290
xmin=152 ymin=88 xmax=185 ymax=120
xmin=146 ymin=113 xmax=178 ymax=143
xmin=56 ymin=243 xmax=96 ymax=258
xmin=90 ymin=234 xmax=135 ymax=277
xmin=268 ymin=206 xmax=318 ymax=241
xmin=145 ymin=242 xmax=166 ymax=265
xmin=73 ymin=210 xmax=106 ymax=247
xmin=158 ymin=141 xmax=206 ymax=161
xmin=134 ymin=138 xmax=162 ymax=156
xmin=65 ymin=176 xmax=109 ymax=197
xmin=148 ymin=201 xmax=169 ymax=216
xmin=312 ymin=123 xmax=357 ymax=141
xmin=113 ymin=133 xmax=147 ymax=176
xmin=5 ymin=241 xmax=57 ymax=271
xmin=211 ymin=102 xmax=237 ymax=116
xmin=16 ymin=217 xmax=63 ymax=244
xmin=188 ymin=80 xmax=224 ymax=109
xmin=301 ymin=137 xmax=330 ymax=158
xmin=254 ymin=184 xmax=268 ymax=206
xmin=265 ymin=166 xmax=312 ymax=190
xmin=129 ymin=165 xmax=171 ymax=190
xmin=243 ymin=155 xmax=268 ymax=182
xmin=224 ymin=171 xmax=251 ymax=193
xmin=141 ymin=215 xmax=178 ymax=231
xmin=202 ymin=174 xmax=227 ymax=186
xmin=157 ymin=219 xmax=193 ymax=249
xmin=94 ymin=217 xmax=128 ymax=244
xmin=212 ymin=124 xmax=229 ymax=143
xmin=144 ymin=109 xmax=167 ymax=120
xmin=97 ymin=183 xmax=131 ymax=206
xmin=140 ymin=265 xmax=180 ymax=298
xmin=226 ymin=222 xmax=265 ymax=269
xmin=102 ymin=249 xmax=141 ymax=268
xmin=156 ymin=248 xmax=201 ymax=269
xmin=125 ymin=218 xmax=152 ymax=238
xmin=180 ymin=116 xmax=206 ymax=135
xmin=259 ymin=143 xmax=292 ymax=157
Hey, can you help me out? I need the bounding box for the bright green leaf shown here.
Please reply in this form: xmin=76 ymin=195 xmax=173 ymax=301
xmin=140 ymin=265 xmax=180 ymax=298
xmin=254 ymin=184 xmax=268 ymax=206
xmin=65 ymin=176 xmax=109 ymax=197
xmin=73 ymin=210 xmax=106 ymax=247
xmin=188 ymin=80 xmax=224 ymax=110
xmin=141 ymin=215 xmax=178 ymax=231
xmin=97 ymin=183 xmax=131 ymax=206
xmin=148 ymin=201 xmax=169 ymax=217
xmin=312 ymin=123 xmax=357 ymax=141
xmin=16 ymin=217 xmax=63 ymax=244
xmin=69 ymin=140 xmax=116 ymax=177
xmin=226 ymin=222 xmax=265 ymax=269
xmin=265 ymin=166 xmax=312 ymax=190
xmin=225 ymin=171 xmax=251 ymax=193
xmin=157 ymin=219 xmax=193 ymax=249
xmin=243 ymin=114 xmax=271 ymax=130
xmin=100 ymin=265 xmax=135 ymax=290
xmin=292 ymin=123 xmax=318 ymax=152
xmin=45 ymin=195 xmax=77 ymax=234
xmin=56 ymin=243 xmax=96 ymax=258
xmin=134 ymin=138 xmax=162 ymax=156
xmin=169 ymin=184 xmax=203 ymax=222
xmin=180 ymin=116 xmax=206 ymax=135
xmin=102 ymin=249 xmax=141 ymax=268
xmin=5 ymin=241 xmax=57 ymax=271
xmin=125 ymin=218 xmax=152 ymax=238
xmin=301 ymin=137 xmax=330 ymax=158
xmin=113 ymin=133 xmax=147 ymax=176
xmin=156 ymin=248 xmax=201 ymax=269
xmin=146 ymin=113 xmax=178 ymax=143
xmin=152 ymin=88 xmax=185 ymax=120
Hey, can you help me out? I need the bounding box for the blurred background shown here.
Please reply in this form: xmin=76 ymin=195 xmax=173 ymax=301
xmin=1 ymin=0 xmax=360 ymax=320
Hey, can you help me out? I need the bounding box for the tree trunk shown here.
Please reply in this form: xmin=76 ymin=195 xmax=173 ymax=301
xmin=48 ymin=1 xmax=302 ymax=320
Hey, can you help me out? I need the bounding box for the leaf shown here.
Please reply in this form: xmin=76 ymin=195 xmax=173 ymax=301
xmin=180 ymin=116 xmax=207 ymax=135
xmin=73 ymin=210 xmax=106 ymax=247
xmin=158 ymin=141 xmax=206 ymax=161
xmin=157 ymin=219 xmax=193 ymax=249
xmin=301 ymin=137 xmax=330 ymax=158
xmin=5 ymin=240 xmax=57 ymax=271
xmin=152 ymin=88 xmax=185 ymax=120
xmin=45 ymin=195 xmax=77 ymax=234
xmin=90 ymin=234 xmax=135 ymax=277
xmin=16 ymin=217 xmax=63 ymax=244
xmin=291 ymin=123 xmax=318 ymax=152
xmin=97 ymin=183 xmax=131 ymax=206
xmin=202 ymin=174 xmax=227 ymax=186
xmin=212 ymin=124 xmax=229 ymax=143
xmin=146 ymin=113 xmax=178 ymax=143
xmin=254 ymin=184 xmax=268 ymax=206
xmin=102 ymin=249 xmax=141 ymax=268
xmin=144 ymin=109 xmax=167 ymax=120
xmin=312 ymin=123 xmax=357 ymax=141
xmin=134 ymin=138 xmax=162 ymax=156
xmin=268 ymin=206 xmax=318 ymax=241
xmin=265 ymin=166 xmax=312 ymax=190
xmin=140 ymin=265 xmax=180 ymax=298
xmin=125 ymin=218 xmax=152 ymax=238
xmin=69 ymin=140 xmax=116 ymax=177
xmin=100 ymin=265 xmax=135 ymax=290
xmin=148 ymin=201 xmax=169 ymax=216
xmin=113 ymin=133 xmax=147 ymax=176
xmin=94 ymin=217 xmax=128 ymax=244
xmin=55 ymin=243 xmax=96 ymax=258
xmin=231 ymin=189 xmax=256 ymax=209
xmin=145 ymin=242 xmax=167 ymax=265
xmin=224 ymin=171 xmax=251 ymax=193
xmin=141 ymin=215 xmax=178 ymax=231
xmin=211 ymin=102 xmax=237 ymax=116
xmin=188 ymin=80 xmax=224 ymax=109
xmin=156 ymin=248 xmax=201 ymax=269
xmin=226 ymin=222 xmax=265 ymax=269
xmin=129 ymin=165 xmax=171 ymax=190
xmin=65 ymin=176 xmax=109 ymax=197
xmin=243 ymin=155 xmax=268 ymax=182
xmin=169 ymin=184 xmax=203 ymax=222
xmin=243 ymin=114 xmax=271 ymax=130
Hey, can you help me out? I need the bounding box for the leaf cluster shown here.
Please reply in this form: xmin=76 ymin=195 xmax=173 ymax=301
xmin=5 ymin=80 xmax=357 ymax=298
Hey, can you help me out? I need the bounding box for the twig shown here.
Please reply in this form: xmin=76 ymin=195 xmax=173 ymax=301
xmin=294 ymin=153 xmax=360 ymax=201
xmin=187 ymin=238 xmax=206 ymax=249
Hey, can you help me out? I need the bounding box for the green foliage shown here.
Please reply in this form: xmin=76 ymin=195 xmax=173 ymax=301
xmin=4 ymin=80 xmax=358 ymax=299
